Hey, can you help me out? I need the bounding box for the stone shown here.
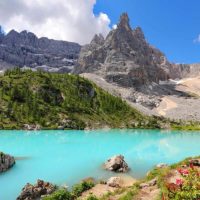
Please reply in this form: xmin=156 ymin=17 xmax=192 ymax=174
xmin=0 ymin=152 xmax=15 ymax=172
xmin=104 ymin=155 xmax=129 ymax=173
xmin=17 ymin=179 xmax=56 ymax=200
xmin=107 ymin=177 xmax=121 ymax=188
xmin=156 ymin=163 xmax=168 ymax=169
xmin=139 ymin=178 xmax=157 ymax=189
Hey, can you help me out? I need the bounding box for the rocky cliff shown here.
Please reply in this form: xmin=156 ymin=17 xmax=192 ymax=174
xmin=0 ymin=29 xmax=81 ymax=72
xmin=75 ymin=13 xmax=174 ymax=89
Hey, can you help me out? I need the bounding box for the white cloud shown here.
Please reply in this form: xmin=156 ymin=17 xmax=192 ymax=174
xmin=0 ymin=0 xmax=111 ymax=44
xmin=193 ymin=34 xmax=200 ymax=44
xmin=112 ymin=24 xmax=117 ymax=29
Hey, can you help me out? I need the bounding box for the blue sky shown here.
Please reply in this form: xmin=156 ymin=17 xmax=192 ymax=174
xmin=94 ymin=0 xmax=200 ymax=64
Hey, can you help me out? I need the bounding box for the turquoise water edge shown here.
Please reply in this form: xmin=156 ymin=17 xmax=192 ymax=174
xmin=0 ymin=129 xmax=200 ymax=200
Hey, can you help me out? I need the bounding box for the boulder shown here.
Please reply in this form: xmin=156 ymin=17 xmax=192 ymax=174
xmin=107 ymin=177 xmax=121 ymax=188
xmin=17 ymin=179 xmax=56 ymax=200
xmin=156 ymin=163 xmax=168 ymax=169
xmin=104 ymin=155 xmax=129 ymax=172
xmin=0 ymin=152 xmax=15 ymax=172
xmin=140 ymin=178 xmax=157 ymax=189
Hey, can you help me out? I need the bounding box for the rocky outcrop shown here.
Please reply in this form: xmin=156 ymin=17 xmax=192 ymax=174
xmin=0 ymin=152 xmax=15 ymax=172
xmin=17 ymin=179 xmax=56 ymax=200
xmin=139 ymin=178 xmax=157 ymax=189
xmin=75 ymin=13 xmax=172 ymax=88
xmin=104 ymin=155 xmax=129 ymax=173
xmin=107 ymin=177 xmax=121 ymax=188
xmin=0 ymin=29 xmax=81 ymax=72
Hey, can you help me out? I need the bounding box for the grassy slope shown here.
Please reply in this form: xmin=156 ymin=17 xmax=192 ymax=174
xmin=0 ymin=68 xmax=167 ymax=130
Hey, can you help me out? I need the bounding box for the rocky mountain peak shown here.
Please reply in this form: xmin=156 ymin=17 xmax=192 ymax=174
xmin=118 ymin=13 xmax=131 ymax=31
xmin=76 ymin=13 xmax=172 ymax=87
xmin=133 ymin=27 xmax=145 ymax=42
xmin=91 ymin=34 xmax=104 ymax=46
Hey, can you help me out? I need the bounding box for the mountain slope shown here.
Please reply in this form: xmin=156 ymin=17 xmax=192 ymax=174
xmin=0 ymin=68 xmax=168 ymax=130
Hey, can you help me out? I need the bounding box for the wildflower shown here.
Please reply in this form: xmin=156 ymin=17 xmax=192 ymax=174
xmin=176 ymin=178 xmax=184 ymax=186
xmin=178 ymin=168 xmax=189 ymax=176
xmin=189 ymin=163 xmax=194 ymax=169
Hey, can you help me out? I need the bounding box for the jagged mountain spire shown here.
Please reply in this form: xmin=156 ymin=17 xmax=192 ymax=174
xmin=77 ymin=12 xmax=171 ymax=86
xmin=118 ymin=13 xmax=131 ymax=31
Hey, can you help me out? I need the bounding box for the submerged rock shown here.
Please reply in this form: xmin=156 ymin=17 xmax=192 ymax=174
xmin=17 ymin=179 xmax=56 ymax=200
xmin=0 ymin=152 xmax=15 ymax=172
xmin=104 ymin=155 xmax=129 ymax=173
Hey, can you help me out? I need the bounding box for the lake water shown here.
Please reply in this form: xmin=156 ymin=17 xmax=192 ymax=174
xmin=0 ymin=129 xmax=200 ymax=200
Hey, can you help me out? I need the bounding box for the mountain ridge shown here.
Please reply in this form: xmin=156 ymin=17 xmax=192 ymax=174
xmin=0 ymin=28 xmax=81 ymax=72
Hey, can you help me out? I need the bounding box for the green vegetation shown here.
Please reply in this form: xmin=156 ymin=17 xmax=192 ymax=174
xmin=144 ymin=156 xmax=200 ymax=200
xmin=43 ymin=190 xmax=73 ymax=200
xmin=42 ymin=180 xmax=95 ymax=200
xmin=0 ymin=68 xmax=167 ymax=130
xmin=71 ymin=181 xmax=95 ymax=197
xmin=0 ymin=68 xmax=199 ymax=130
xmin=118 ymin=185 xmax=139 ymax=200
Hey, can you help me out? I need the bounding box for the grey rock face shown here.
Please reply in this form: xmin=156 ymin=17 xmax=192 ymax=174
xmin=0 ymin=29 xmax=81 ymax=72
xmin=75 ymin=13 xmax=200 ymax=88
xmin=75 ymin=13 xmax=172 ymax=88
xmin=104 ymin=155 xmax=129 ymax=173
xmin=170 ymin=63 xmax=200 ymax=79
xmin=0 ymin=152 xmax=15 ymax=172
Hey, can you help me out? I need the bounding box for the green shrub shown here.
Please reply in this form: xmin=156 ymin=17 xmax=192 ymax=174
xmin=71 ymin=181 xmax=95 ymax=197
xmin=42 ymin=189 xmax=73 ymax=200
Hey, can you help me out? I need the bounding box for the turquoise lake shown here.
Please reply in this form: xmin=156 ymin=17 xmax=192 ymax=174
xmin=0 ymin=129 xmax=200 ymax=200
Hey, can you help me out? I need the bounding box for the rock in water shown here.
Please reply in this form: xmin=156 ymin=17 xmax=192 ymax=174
xmin=17 ymin=179 xmax=56 ymax=200
xmin=104 ymin=155 xmax=129 ymax=172
xmin=0 ymin=152 xmax=15 ymax=172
